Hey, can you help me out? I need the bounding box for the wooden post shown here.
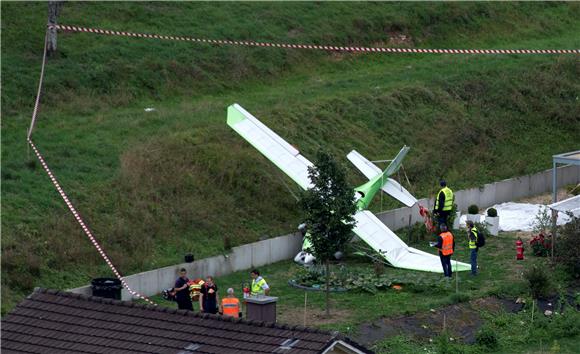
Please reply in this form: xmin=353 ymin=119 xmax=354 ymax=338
xmin=325 ymin=260 xmax=330 ymax=317
xmin=47 ymin=1 xmax=63 ymax=54
xmin=303 ymin=291 xmax=307 ymax=326
xmin=407 ymin=214 xmax=412 ymax=243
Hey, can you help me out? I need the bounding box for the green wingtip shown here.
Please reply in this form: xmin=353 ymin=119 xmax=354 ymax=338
xmin=227 ymin=104 xmax=247 ymax=126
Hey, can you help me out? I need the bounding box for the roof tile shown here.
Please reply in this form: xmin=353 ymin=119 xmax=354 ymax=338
xmin=2 ymin=288 xmax=372 ymax=354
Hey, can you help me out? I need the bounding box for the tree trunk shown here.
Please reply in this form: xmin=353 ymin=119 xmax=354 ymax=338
xmin=325 ymin=260 xmax=330 ymax=317
xmin=47 ymin=1 xmax=63 ymax=54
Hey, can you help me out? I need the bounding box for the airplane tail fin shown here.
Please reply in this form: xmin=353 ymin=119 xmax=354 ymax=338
xmin=348 ymin=146 xmax=417 ymax=207
xmin=384 ymin=146 xmax=410 ymax=177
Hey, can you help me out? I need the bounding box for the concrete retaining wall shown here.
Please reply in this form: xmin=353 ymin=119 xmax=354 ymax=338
xmin=70 ymin=232 xmax=302 ymax=300
xmin=375 ymin=164 xmax=580 ymax=231
xmin=70 ymin=164 xmax=579 ymax=300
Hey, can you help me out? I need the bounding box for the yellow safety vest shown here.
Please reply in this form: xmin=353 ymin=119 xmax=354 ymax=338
xmin=469 ymin=227 xmax=478 ymax=249
xmin=435 ymin=187 xmax=454 ymax=211
xmin=251 ymin=277 xmax=267 ymax=296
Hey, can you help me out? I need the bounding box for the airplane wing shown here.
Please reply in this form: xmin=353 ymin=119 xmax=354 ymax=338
xmin=227 ymin=103 xmax=314 ymax=190
xmin=382 ymin=178 xmax=417 ymax=208
xmin=347 ymin=150 xmax=381 ymax=180
xmin=353 ymin=210 xmax=470 ymax=273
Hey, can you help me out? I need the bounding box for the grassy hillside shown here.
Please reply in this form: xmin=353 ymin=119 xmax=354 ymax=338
xmin=2 ymin=2 xmax=579 ymax=314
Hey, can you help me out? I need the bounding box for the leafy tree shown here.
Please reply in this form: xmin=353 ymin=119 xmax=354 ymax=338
xmin=556 ymin=214 xmax=580 ymax=278
xmin=300 ymin=150 xmax=357 ymax=316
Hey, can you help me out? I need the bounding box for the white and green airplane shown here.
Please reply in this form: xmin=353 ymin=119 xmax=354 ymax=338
xmin=227 ymin=103 xmax=470 ymax=273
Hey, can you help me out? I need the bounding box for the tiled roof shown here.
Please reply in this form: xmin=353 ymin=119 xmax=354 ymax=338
xmin=1 ymin=288 xmax=372 ymax=354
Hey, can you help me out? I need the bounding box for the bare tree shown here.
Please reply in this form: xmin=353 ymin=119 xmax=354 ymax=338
xmin=47 ymin=1 xmax=64 ymax=54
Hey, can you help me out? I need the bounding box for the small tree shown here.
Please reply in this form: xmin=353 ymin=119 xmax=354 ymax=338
xmin=300 ymin=150 xmax=357 ymax=317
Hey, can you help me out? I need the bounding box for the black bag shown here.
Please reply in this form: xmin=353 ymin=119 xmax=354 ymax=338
xmin=162 ymin=288 xmax=176 ymax=302
xmin=476 ymin=229 xmax=486 ymax=248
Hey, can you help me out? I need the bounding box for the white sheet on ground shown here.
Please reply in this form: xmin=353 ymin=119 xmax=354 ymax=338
xmin=459 ymin=202 xmax=572 ymax=232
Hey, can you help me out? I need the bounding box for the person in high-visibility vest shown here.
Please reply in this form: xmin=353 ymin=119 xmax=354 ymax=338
xmin=434 ymin=180 xmax=454 ymax=225
xmin=250 ymin=269 xmax=270 ymax=296
xmin=220 ymin=288 xmax=241 ymax=318
xmin=466 ymin=220 xmax=479 ymax=276
xmin=435 ymin=224 xmax=455 ymax=278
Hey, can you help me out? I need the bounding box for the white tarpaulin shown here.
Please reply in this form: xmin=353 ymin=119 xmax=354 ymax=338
xmin=459 ymin=202 xmax=573 ymax=232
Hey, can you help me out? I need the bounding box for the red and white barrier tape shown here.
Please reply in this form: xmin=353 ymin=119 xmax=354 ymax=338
xmin=26 ymin=28 xmax=155 ymax=305
xmin=53 ymin=24 xmax=580 ymax=55
xmin=27 ymin=138 xmax=156 ymax=305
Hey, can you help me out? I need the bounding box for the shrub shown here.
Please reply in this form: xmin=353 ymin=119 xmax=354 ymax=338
xmin=555 ymin=216 xmax=580 ymax=278
xmin=406 ymin=221 xmax=429 ymax=244
xmin=532 ymin=207 xmax=553 ymax=234
xmin=486 ymin=208 xmax=497 ymax=217
xmin=468 ymin=204 xmax=479 ymax=214
xmin=530 ymin=233 xmax=552 ymax=257
xmin=430 ymin=203 xmax=458 ymax=231
xmin=476 ymin=325 xmax=499 ymax=350
xmin=448 ymin=292 xmax=470 ymax=304
xmin=523 ymin=264 xmax=551 ymax=299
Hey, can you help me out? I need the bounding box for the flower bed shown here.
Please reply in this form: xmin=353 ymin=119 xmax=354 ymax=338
xmin=530 ymin=233 xmax=552 ymax=257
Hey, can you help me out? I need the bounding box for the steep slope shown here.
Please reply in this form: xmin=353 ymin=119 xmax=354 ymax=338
xmin=1 ymin=2 xmax=579 ymax=313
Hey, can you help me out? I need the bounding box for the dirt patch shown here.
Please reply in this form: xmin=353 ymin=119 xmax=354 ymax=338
xmin=517 ymin=188 xmax=572 ymax=205
xmin=277 ymin=305 xmax=353 ymax=326
xmin=355 ymin=297 xmax=522 ymax=346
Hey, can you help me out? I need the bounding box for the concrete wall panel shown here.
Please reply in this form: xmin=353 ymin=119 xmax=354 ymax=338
xmin=251 ymin=239 xmax=272 ymax=268
xmin=494 ymin=180 xmax=514 ymax=205
xmin=158 ymin=266 xmax=178 ymax=291
xmin=230 ymin=244 xmax=253 ymax=272
xmin=511 ymin=176 xmax=531 ymax=201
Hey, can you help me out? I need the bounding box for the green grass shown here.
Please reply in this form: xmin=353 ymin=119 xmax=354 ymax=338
xmin=2 ymin=2 xmax=580 ymax=314
xmin=141 ymin=231 xmax=580 ymax=353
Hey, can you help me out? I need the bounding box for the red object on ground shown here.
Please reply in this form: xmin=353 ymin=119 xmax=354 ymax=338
xmin=516 ymin=239 xmax=525 ymax=260
xmin=419 ymin=205 xmax=436 ymax=233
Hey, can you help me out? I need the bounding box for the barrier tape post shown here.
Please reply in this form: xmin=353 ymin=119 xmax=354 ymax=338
xmin=52 ymin=24 xmax=580 ymax=55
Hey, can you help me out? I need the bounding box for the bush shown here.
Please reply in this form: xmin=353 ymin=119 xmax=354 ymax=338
xmin=523 ymin=264 xmax=552 ymax=299
xmin=476 ymin=325 xmax=499 ymax=350
xmin=555 ymin=216 xmax=580 ymax=278
xmin=430 ymin=203 xmax=458 ymax=232
xmin=468 ymin=204 xmax=479 ymax=214
xmin=530 ymin=233 xmax=552 ymax=257
xmin=486 ymin=208 xmax=497 ymax=217
xmin=448 ymin=292 xmax=470 ymax=304
xmin=532 ymin=207 xmax=553 ymax=234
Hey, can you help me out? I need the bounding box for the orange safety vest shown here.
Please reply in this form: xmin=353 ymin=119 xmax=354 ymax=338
xmin=221 ymin=297 xmax=240 ymax=318
xmin=439 ymin=232 xmax=454 ymax=256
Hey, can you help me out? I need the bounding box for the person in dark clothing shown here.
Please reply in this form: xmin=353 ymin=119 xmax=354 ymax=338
xmin=199 ymin=276 xmax=219 ymax=314
xmin=435 ymin=224 xmax=455 ymax=278
xmin=434 ymin=180 xmax=454 ymax=225
xmin=466 ymin=220 xmax=479 ymax=276
xmin=174 ymin=268 xmax=193 ymax=311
